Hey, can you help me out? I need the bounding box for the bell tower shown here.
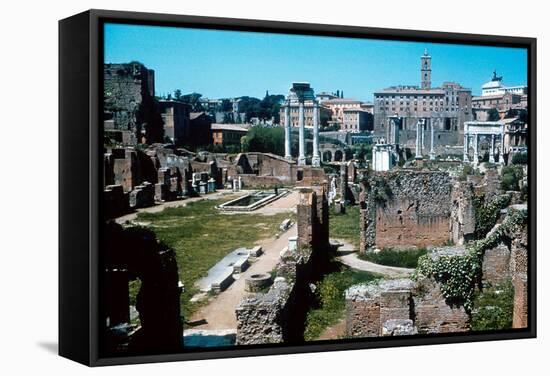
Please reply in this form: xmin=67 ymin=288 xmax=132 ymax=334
xmin=421 ymin=48 xmax=431 ymax=89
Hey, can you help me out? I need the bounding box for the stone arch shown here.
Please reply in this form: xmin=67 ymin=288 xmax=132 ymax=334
xmin=334 ymin=150 xmax=343 ymax=162
xmin=323 ymin=150 xmax=332 ymax=162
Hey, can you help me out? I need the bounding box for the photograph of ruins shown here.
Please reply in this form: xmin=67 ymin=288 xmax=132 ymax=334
xmin=100 ymin=22 xmax=530 ymax=356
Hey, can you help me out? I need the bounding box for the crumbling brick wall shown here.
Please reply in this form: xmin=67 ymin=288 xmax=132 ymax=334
xmin=360 ymin=170 xmax=452 ymax=251
xmin=482 ymin=242 xmax=511 ymax=285
xmin=509 ymin=222 xmax=528 ymax=328
xmin=345 ymin=279 xmax=417 ymax=337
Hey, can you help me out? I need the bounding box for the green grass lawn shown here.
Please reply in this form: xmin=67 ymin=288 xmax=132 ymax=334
xmin=304 ymin=265 xmax=381 ymax=341
xmin=135 ymin=196 xmax=295 ymax=320
xmin=358 ymin=247 xmax=428 ymax=268
xmin=329 ymin=205 xmax=360 ymax=248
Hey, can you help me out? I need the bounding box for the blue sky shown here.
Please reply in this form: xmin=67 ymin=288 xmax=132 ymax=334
xmin=104 ymin=23 xmax=527 ymax=101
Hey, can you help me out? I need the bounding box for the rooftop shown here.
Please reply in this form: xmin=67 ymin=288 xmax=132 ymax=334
xmin=211 ymin=123 xmax=249 ymax=132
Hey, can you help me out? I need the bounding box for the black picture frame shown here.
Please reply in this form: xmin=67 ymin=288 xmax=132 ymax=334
xmin=59 ymin=9 xmax=537 ymax=367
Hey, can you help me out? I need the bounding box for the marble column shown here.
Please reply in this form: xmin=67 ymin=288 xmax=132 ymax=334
xmin=498 ymin=133 xmax=504 ymax=164
xmin=312 ymin=102 xmax=320 ymax=167
xmin=298 ymin=101 xmax=306 ymax=166
xmin=429 ymin=120 xmax=435 ymax=160
xmin=415 ymin=119 xmax=423 ymax=159
xmin=463 ymin=133 xmax=469 ymax=163
xmin=473 ymin=134 xmax=479 ymax=165
xmin=489 ymin=134 xmax=495 ymax=163
xmin=421 ymin=119 xmax=425 ymax=153
xmin=284 ymin=103 xmax=292 ymax=160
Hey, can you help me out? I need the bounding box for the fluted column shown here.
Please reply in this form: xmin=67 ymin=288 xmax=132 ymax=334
xmin=284 ymin=103 xmax=292 ymax=160
xmin=312 ymin=102 xmax=320 ymax=167
xmin=498 ymin=133 xmax=504 ymax=164
xmin=298 ymin=101 xmax=306 ymax=166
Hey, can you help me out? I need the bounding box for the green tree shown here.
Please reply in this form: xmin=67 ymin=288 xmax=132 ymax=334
xmin=487 ymin=108 xmax=500 ymax=121
xmin=240 ymin=126 xmax=284 ymax=155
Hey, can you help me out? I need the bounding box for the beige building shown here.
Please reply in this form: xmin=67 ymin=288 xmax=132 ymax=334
xmin=342 ymin=108 xmax=373 ymax=132
xmin=279 ymin=102 xmax=331 ymax=128
xmin=374 ymin=49 xmax=472 ymax=147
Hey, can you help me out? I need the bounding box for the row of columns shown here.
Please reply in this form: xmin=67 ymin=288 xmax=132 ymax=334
xmin=415 ymin=118 xmax=436 ymax=160
xmin=284 ymin=100 xmax=320 ymax=167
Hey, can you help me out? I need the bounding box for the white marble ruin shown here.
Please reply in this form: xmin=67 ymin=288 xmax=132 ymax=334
xmin=372 ymin=140 xmax=394 ymax=172
xmin=463 ymin=121 xmax=504 ymax=165
xmin=283 ymin=82 xmax=320 ymax=167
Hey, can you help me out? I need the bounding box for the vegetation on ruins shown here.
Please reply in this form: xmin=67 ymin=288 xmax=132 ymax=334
xmin=358 ymin=248 xmax=428 ymax=268
xmin=329 ymin=205 xmax=360 ymax=248
xmin=358 ymin=174 xmax=393 ymax=205
xmin=304 ymin=266 xmax=380 ymax=341
xmin=471 ymin=279 xmax=514 ymax=331
xmin=473 ymin=194 xmax=511 ymax=239
xmin=416 ymin=208 xmax=527 ymax=311
xmin=501 ymin=165 xmax=524 ymax=191
xmin=134 ymin=197 xmax=295 ymax=319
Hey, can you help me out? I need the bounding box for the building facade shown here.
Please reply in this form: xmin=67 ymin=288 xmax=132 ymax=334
xmin=211 ymin=123 xmax=249 ymax=146
xmin=373 ymin=50 xmax=472 ymax=149
xmin=189 ymin=112 xmax=213 ymax=148
xmin=342 ymin=108 xmax=374 ymax=132
xmin=158 ymin=100 xmax=191 ymax=146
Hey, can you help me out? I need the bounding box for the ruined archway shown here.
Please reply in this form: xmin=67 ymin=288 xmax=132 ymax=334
xmin=334 ymin=150 xmax=343 ymax=162
xmin=323 ymin=150 xmax=332 ymax=162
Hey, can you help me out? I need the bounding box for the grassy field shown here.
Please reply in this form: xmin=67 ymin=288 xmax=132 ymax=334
xmin=329 ymin=205 xmax=360 ymax=248
xmin=304 ymin=265 xmax=380 ymax=341
xmin=135 ymin=196 xmax=294 ymax=320
xmin=358 ymin=248 xmax=428 ymax=268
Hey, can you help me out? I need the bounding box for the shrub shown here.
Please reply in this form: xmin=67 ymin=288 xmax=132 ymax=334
xmin=471 ymin=279 xmax=514 ymax=331
xmin=512 ymin=152 xmax=528 ymax=165
xmin=359 ymin=248 xmax=428 ymax=268
xmin=501 ymin=165 xmax=523 ymax=191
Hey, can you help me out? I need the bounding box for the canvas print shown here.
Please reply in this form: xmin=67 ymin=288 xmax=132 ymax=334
xmin=100 ymin=22 xmax=529 ymax=356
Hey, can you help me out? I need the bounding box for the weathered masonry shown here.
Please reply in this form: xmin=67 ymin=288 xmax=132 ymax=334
xmin=235 ymin=187 xmax=330 ymax=345
xmin=360 ymin=170 xmax=453 ymax=251
xmin=346 ymin=247 xmax=471 ymax=337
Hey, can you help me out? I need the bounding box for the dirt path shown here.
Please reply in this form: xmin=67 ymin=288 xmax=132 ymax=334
xmin=317 ymin=318 xmax=347 ymax=341
xmin=333 ymin=239 xmax=414 ymax=278
xmin=187 ymin=189 xmax=300 ymax=331
xmin=188 ymin=225 xmax=297 ymax=330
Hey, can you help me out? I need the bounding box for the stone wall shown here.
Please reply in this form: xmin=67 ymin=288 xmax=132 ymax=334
xmin=360 ymin=170 xmax=452 ymax=251
xmin=450 ymin=180 xmax=476 ymax=245
xmin=104 ymin=63 xmax=164 ymax=144
xmin=101 ymin=222 xmax=182 ymax=355
xmin=235 ymin=187 xmax=330 ymax=345
xmin=346 ymin=254 xmax=470 ymax=337
xmin=482 ymin=242 xmax=511 ymax=285
xmin=345 ymin=279 xmax=416 ymax=337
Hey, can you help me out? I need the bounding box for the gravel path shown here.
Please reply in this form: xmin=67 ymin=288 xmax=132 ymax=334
xmin=333 ymin=239 xmax=415 ymax=278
